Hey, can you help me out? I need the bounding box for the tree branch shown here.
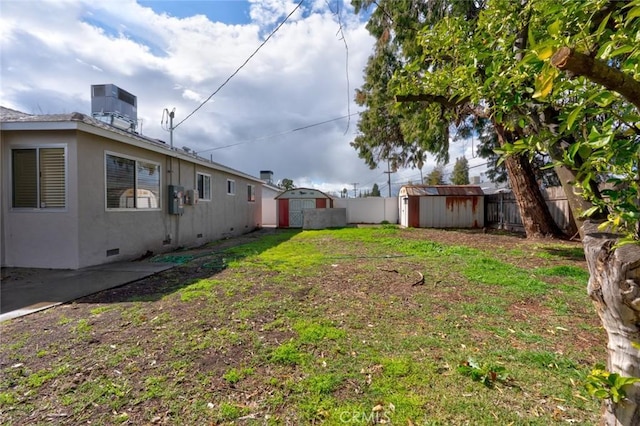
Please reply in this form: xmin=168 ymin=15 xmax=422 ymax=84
xmin=395 ymin=93 xmax=462 ymax=107
xmin=551 ymin=47 xmax=640 ymax=111
xmin=394 ymin=94 xmax=490 ymax=118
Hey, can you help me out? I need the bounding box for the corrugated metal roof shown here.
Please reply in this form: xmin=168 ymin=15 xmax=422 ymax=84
xmin=401 ymin=185 xmax=484 ymax=197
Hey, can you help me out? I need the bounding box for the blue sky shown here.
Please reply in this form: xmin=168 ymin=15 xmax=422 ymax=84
xmin=139 ymin=1 xmax=252 ymax=24
xmin=0 ymin=0 xmax=481 ymax=195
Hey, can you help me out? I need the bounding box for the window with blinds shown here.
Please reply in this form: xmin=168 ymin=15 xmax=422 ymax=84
xmin=106 ymin=153 xmax=160 ymax=209
xmin=11 ymin=147 xmax=66 ymax=209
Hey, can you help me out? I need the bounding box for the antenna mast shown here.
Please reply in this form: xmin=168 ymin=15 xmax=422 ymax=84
xmin=163 ymin=108 xmax=176 ymax=149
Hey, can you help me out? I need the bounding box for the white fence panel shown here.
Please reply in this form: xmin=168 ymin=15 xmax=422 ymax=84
xmin=334 ymin=197 xmax=399 ymax=224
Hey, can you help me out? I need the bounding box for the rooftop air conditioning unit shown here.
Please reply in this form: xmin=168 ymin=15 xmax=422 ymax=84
xmin=91 ymin=84 xmax=137 ymax=131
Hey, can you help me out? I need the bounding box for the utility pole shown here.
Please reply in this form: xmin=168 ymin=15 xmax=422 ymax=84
xmin=351 ymin=183 xmax=359 ymax=198
xmin=383 ymin=158 xmax=396 ymax=197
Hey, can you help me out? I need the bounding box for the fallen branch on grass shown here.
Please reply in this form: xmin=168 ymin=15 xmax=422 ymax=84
xmin=412 ymin=271 xmax=425 ymax=286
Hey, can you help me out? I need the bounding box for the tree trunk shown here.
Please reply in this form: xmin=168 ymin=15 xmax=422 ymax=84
xmin=583 ymin=221 xmax=640 ymax=425
xmin=549 ymin=147 xmax=602 ymax=240
xmin=494 ymin=123 xmax=564 ymax=238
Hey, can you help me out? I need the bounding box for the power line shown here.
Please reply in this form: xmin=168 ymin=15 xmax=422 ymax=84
xmin=327 ymin=0 xmax=351 ymax=135
xmin=174 ymin=0 xmax=304 ymax=130
xmin=195 ymin=112 xmax=361 ymax=154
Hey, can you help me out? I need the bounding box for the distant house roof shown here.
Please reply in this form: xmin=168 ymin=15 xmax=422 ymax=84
xmin=0 ymin=106 xmax=263 ymax=184
xmin=275 ymin=188 xmax=333 ymax=200
xmin=400 ymin=185 xmax=484 ymax=197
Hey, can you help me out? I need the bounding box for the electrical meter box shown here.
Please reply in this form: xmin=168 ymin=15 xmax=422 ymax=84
xmin=185 ymin=189 xmax=199 ymax=205
xmin=168 ymin=185 xmax=184 ymax=215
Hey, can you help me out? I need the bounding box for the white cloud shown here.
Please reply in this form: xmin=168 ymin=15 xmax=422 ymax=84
xmin=0 ymin=0 xmax=482 ymax=197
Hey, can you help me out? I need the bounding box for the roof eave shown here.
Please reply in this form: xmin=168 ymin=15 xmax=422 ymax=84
xmin=1 ymin=118 xmax=264 ymax=184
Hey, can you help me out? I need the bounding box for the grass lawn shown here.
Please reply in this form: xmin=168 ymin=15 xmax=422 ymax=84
xmin=0 ymin=226 xmax=605 ymax=425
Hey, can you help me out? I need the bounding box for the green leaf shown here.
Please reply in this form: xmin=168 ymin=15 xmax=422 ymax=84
xmin=548 ymin=20 xmax=561 ymax=37
xmin=595 ymin=12 xmax=612 ymax=36
xmin=590 ymin=91 xmax=616 ymax=107
xmin=626 ymin=6 xmax=640 ymax=22
xmin=615 ymin=376 xmax=640 ymax=388
xmin=568 ymin=142 xmax=581 ymax=161
xmin=566 ymin=105 xmax=584 ymax=130
xmin=580 ymin=206 xmax=600 ymax=218
xmin=578 ymin=145 xmax=592 ymax=159
xmin=597 ymin=40 xmax=615 ymax=59
xmin=533 ymin=74 xmax=554 ymax=99
xmin=537 ymin=45 xmax=554 ymax=60
xmin=593 ymin=389 xmax=609 ymax=399
xmin=527 ymin=23 xmax=537 ymax=48
xmin=610 ymin=45 xmax=635 ymax=58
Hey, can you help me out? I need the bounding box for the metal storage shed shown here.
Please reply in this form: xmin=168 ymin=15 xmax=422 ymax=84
xmin=275 ymin=188 xmax=334 ymax=228
xmin=399 ymin=185 xmax=484 ymax=229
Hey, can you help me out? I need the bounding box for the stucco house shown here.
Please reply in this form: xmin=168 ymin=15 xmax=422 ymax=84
xmin=1 ymin=105 xmax=263 ymax=269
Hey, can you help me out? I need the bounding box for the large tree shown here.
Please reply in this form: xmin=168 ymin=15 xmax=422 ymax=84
xmin=522 ymin=2 xmax=640 ymax=423
xmin=392 ymin=0 xmax=640 ymax=423
xmin=353 ymin=0 xmax=563 ymax=238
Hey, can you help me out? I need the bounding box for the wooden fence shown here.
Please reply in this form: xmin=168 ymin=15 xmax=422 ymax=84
xmin=485 ymin=187 xmax=576 ymax=235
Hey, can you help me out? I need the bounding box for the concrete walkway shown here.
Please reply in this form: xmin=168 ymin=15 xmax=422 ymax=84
xmin=0 ymin=261 xmax=175 ymax=322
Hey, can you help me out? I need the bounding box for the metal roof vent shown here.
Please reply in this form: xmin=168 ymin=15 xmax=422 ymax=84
xmin=91 ymin=84 xmax=137 ymax=132
xmin=260 ymin=170 xmax=274 ymax=184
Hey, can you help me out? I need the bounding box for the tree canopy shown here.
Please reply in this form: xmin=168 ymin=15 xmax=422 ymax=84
xmin=451 ymin=157 xmax=470 ymax=185
xmin=279 ymin=178 xmax=295 ymax=191
xmin=424 ymin=166 xmax=446 ymax=185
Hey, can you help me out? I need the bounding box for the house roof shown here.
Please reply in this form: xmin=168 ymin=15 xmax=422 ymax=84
xmin=0 ymin=106 xmax=263 ymax=184
xmin=274 ymin=187 xmax=333 ymax=200
xmin=400 ymin=185 xmax=484 ymax=196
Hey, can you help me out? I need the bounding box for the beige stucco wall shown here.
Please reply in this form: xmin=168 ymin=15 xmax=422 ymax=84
xmin=75 ymin=132 xmax=262 ymax=268
xmin=1 ymin=130 xmax=81 ymax=268
xmin=2 ymin=127 xmax=261 ymax=269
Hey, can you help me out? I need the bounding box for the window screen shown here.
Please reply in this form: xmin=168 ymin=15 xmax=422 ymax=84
xmin=12 ymin=147 xmax=66 ymax=209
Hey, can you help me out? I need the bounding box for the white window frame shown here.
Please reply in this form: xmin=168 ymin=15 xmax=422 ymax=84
xmin=105 ymin=151 xmax=161 ymax=211
xmin=10 ymin=144 xmax=68 ymax=211
xmin=197 ymin=172 xmax=212 ymax=201
xmin=247 ymin=184 xmax=255 ymax=202
xmin=226 ymin=179 xmax=236 ymax=196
